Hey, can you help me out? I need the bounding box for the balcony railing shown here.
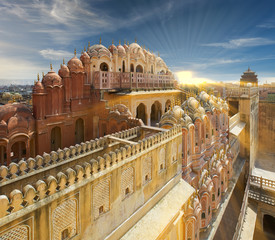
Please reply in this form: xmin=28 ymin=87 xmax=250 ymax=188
xmin=226 ymin=87 xmax=259 ymax=98
xmin=92 ymin=71 xmax=175 ymax=90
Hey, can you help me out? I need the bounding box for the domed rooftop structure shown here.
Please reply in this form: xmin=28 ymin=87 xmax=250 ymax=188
xmin=88 ymin=40 xmax=112 ymax=59
xmin=156 ymin=56 xmax=166 ymax=68
xmin=58 ymin=63 xmax=70 ymax=78
xmin=0 ymin=103 xmax=35 ymax=135
xmin=129 ymin=42 xmax=145 ymax=61
xmin=108 ymin=41 xmax=118 ymax=55
xmin=33 ymin=81 xmax=45 ymax=94
xmin=80 ymin=51 xmax=90 ymax=64
xmin=67 ymin=53 xmax=84 ymax=72
xmin=117 ymin=43 xmax=126 ymax=57
xmin=42 ymin=65 xmax=62 ymax=87
xmin=123 ymin=41 xmax=129 ymax=51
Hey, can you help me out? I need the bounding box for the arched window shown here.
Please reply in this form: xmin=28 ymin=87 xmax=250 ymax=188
xmin=100 ymin=62 xmax=109 ymax=71
xmin=51 ymin=126 xmax=61 ymax=151
xmin=150 ymin=101 xmax=162 ymax=126
xmin=136 ymin=65 xmax=143 ymax=73
xmin=201 ymin=212 xmax=206 ymax=219
xmin=11 ymin=141 xmax=26 ymax=163
xmin=75 ymin=118 xmax=84 ymax=144
xmin=165 ymin=99 xmax=171 ymax=112
xmin=136 ymin=103 xmax=147 ymax=124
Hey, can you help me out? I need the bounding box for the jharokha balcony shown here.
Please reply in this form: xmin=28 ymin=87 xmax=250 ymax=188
xmin=92 ymin=71 xmax=175 ymax=90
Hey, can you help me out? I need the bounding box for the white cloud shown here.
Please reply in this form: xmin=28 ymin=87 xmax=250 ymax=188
xmin=0 ymin=0 xmax=180 ymax=44
xmin=202 ymin=38 xmax=275 ymax=49
xmin=39 ymin=49 xmax=73 ymax=60
xmin=257 ymin=22 xmax=275 ymax=29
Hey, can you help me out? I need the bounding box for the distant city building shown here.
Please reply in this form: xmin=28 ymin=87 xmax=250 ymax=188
xmin=240 ymin=67 xmax=258 ymax=87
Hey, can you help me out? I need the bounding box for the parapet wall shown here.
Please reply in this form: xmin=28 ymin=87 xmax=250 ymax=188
xmin=0 ymin=125 xmax=182 ymax=240
xmin=0 ymin=127 xmax=141 ymax=195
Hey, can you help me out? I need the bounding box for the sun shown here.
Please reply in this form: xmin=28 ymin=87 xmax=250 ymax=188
xmin=175 ymin=71 xmax=215 ymax=86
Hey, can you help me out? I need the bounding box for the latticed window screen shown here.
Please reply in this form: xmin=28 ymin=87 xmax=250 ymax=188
xmin=93 ymin=178 xmax=110 ymax=219
xmin=121 ymin=167 xmax=134 ymax=198
xmin=159 ymin=148 xmax=165 ymax=171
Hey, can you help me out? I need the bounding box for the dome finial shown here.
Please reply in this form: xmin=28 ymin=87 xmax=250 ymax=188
xmin=158 ymin=52 xmax=160 ymax=57
xmin=50 ymin=63 xmax=53 ymax=71
xmin=84 ymin=46 xmax=86 ymax=52
xmin=42 ymin=72 xmax=44 ymax=77
xmin=127 ymin=41 xmax=129 ymax=46
xmin=99 ymin=37 xmax=102 ymax=44
xmin=63 ymin=58 xmax=65 ymax=65
xmin=124 ymin=39 xmax=126 ymax=45
xmin=37 ymin=73 xmax=40 ymax=81
xmin=112 ymin=39 xmax=114 ymax=44
xmin=119 ymin=39 xmax=121 ymax=45
xmin=88 ymin=41 xmax=90 ymax=47
xmin=74 ymin=48 xmax=76 ymax=56
xmin=135 ymin=37 xmax=137 ymax=43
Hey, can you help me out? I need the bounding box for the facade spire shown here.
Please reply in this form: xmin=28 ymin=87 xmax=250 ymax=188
xmin=42 ymin=72 xmax=44 ymax=77
xmin=127 ymin=41 xmax=129 ymax=46
xmin=37 ymin=73 xmax=40 ymax=81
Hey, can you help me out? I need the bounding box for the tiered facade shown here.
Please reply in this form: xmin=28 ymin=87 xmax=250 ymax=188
xmin=0 ymin=40 xmax=235 ymax=240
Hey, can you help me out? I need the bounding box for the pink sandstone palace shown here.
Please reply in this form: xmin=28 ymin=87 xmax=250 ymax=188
xmin=0 ymin=40 xmax=249 ymax=240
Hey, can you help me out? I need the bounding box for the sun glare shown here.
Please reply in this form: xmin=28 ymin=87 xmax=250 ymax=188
xmin=176 ymin=71 xmax=216 ymax=85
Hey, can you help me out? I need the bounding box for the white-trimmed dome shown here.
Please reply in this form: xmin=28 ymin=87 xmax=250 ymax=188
xmin=88 ymin=44 xmax=112 ymax=58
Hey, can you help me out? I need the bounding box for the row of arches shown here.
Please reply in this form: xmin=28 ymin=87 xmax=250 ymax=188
xmin=100 ymin=62 xmax=144 ymax=73
xmin=136 ymin=100 xmax=172 ymax=126
xmin=100 ymin=61 xmax=159 ymax=74
xmin=0 ymin=138 xmax=36 ymax=165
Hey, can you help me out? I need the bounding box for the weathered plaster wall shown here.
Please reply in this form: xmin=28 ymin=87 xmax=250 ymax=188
xmin=258 ymin=101 xmax=275 ymax=154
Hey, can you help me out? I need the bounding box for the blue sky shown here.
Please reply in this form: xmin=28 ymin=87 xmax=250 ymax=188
xmin=1 ymin=0 xmax=275 ymax=85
